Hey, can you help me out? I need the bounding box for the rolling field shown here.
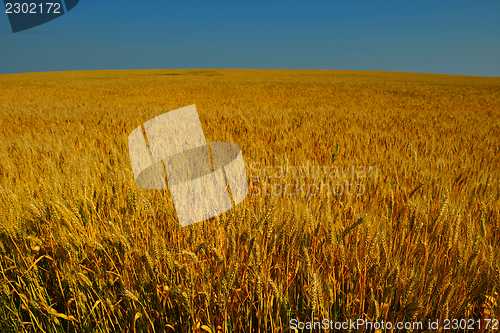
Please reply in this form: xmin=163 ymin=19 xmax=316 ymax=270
xmin=0 ymin=69 xmax=499 ymax=332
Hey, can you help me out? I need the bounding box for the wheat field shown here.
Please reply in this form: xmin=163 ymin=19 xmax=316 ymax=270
xmin=0 ymin=69 xmax=499 ymax=332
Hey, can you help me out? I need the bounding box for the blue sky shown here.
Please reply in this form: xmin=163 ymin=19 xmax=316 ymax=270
xmin=1 ymin=0 xmax=499 ymax=76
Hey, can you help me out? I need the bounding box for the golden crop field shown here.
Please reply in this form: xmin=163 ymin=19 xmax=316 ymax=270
xmin=0 ymin=69 xmax=499 ymax=332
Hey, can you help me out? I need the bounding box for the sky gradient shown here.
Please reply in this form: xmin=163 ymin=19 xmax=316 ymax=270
xmin=1 ymin=0 xmax=499 ymax=76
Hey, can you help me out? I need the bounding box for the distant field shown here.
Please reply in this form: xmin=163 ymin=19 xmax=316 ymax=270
xmin=0 ymin=69 xmax=499 ymax=332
